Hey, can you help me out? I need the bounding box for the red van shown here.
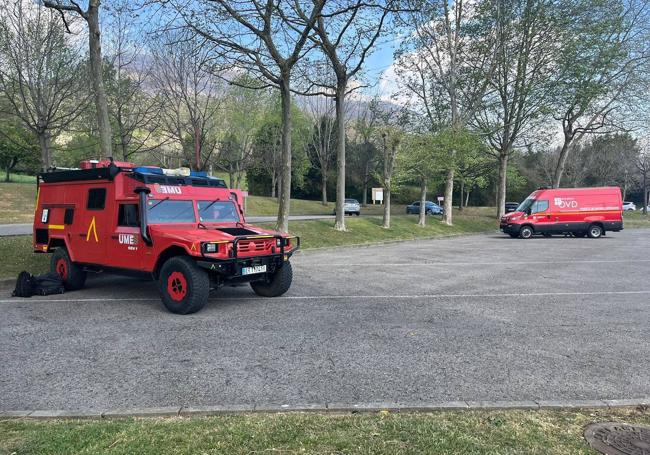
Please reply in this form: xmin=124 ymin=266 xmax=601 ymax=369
xmin=500 ymin=187 xmax=623 ymax=239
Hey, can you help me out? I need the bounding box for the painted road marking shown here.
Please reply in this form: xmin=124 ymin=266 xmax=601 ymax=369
xmin=1 ymin=290 xmax=650 ymax=304
xmin=296 ymin=259 xmax=650 ymax=267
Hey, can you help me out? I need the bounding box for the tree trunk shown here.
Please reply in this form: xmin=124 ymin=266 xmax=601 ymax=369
xmin=194 ymin=125 xmax=201 ymax=170
xmin=552 ymin=131 xmax=574 ymax=188
xmin=228 ymin=171 xmax=234 ymax=189
xmin=442 ymin=167 xmax=454 ymax=225
xmin=465 ymin=189 xmax=470 ymax=207
xmin=333 ymin=81 xmax=347 ymax=231
xmin=496 ymin=150 xmax=509 ymax=219
xmin=275 ymin=75 xmax=292 ymax=233
xmin=37 ymin=130 xmax=51 ymax=171
xmin=459 ymin=179 xmax=464 ymax=211
xmin=362 ymin=160 xmax=369 ymax=206
xmin=87 ymin=1 xmax=112 ymax=157
xmin=5 ymin=165 xmax=10 ymax=182
xmin=643 ymin=172 xmax=647 ymax=215
xmin=321 ymin=172 xmax=327 ymax=205
xmin=382 ymin=186 xmax=391 ymax=229
xmin=271 ymin=171 xmax=277 ymax=198
xmin=418 ymin=179 xmax=427 ymax=227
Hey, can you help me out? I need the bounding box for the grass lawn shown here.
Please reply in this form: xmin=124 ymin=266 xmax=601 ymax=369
xmin=2 ymin=407 xmax=650 ymax=454
xmin=0 ymin=236 xmax=50 ymax=278
xmin=270 ymin=211 xmax=497 ymax=249
xmin=0 ymin=183 xmax=37 ymax=224
xmin=623 ymin=210 xmax=650 ymax=228
xmin=245 ymin=195 xmax=334 ymax=216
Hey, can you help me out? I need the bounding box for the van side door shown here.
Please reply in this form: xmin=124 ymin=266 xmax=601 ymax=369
xmin=70 ymin=185 xmax=109 ymax=265
xmin=530 ymin=199 xmax=552 ymax=232
xmin=109 ymin=202 xmax=143 ymax=271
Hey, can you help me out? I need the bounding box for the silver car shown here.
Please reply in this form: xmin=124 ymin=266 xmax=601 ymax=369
xmin=334 ymin=198 xmax=361 ymax=216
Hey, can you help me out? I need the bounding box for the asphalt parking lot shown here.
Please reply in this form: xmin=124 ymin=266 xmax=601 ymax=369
xmin=1 ymin=229 xmax=649 ymax=411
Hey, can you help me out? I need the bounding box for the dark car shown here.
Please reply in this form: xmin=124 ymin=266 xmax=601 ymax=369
xmin=406 ymin=201 xmax=443 ymax=215
xmin=505 ymin=202 xmax=520 ymax=213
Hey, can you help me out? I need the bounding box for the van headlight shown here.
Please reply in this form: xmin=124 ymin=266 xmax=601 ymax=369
xmin=203 ymin=242 xmax=218 ymax=253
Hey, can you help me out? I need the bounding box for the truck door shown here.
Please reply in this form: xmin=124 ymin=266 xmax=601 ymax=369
xmin=70 ymin=186 xmax=109 ymax=265
xmin=109 ymin=202 xmax=144 ymax=271
xmin=530 ymin=199 xmax=552 ymax=232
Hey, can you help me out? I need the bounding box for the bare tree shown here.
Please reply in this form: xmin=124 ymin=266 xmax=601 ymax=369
xmin=551 ymin=0 xmax=650 ymax=188
xmin=301 ymin=0 xmax=395 ymax=231
xmin=396 ymin=0 xmax=498 ymax=225
xmin=638 ymin=140 xmax=650 ymax=215
xmin=150 ymin=32 xmax=223 ymax=170
xmin=0 ymin=2 xmax=86 ymax=170
xmin=44 ymin=0 xmax=113 ymax=157
xmin=351 ymin=98 xmax=381 ymax=206
xmin=167 ymin=0 xmax=325 ymax=233
xmin=474 ymin=0 xmax=557 ymax=219
xmin=104 ymin=3 xmax=162 ymax=161
xmin=218 ymin=79 xmax=273 ymax=188
xmin=380 ymin=127 xmax=402 ymax=229
xmin=303 ymin=94 xmax=336 ymax=204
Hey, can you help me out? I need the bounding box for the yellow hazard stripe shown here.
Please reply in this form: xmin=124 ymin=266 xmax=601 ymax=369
xmin=48 ymin=224 xmax=65 ymax=230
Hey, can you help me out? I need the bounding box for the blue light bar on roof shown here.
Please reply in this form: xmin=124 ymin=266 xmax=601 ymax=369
xmin=133 ymin=166 xmax=163 ymax=175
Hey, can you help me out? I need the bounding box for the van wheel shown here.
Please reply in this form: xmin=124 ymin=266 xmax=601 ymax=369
xmin=250 ymin=261 xmax=293 ymax=297
xmin=51 ymin=248 xmax=86 ymax=291
xmin=159 ymin=256 xmax=209 ymax=314
xmin=588 ymin=224 xmax=603 ymax=239
xmin=519 ymin=226 xmax=534 ymax=239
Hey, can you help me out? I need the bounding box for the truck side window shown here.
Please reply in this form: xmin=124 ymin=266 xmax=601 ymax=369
xmin=118 ymin=204 xmax=140 ymax=227
xmin=87 ymin=188 xmax=106 ymax=210
xmin=64 ymin=208 xmax=74 ymax=225
xmin=531 ymin=200 xmax=549 ymax=214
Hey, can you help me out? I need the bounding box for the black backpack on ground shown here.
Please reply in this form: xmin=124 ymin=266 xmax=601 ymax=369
xmin=12 ymin=272 xmax=65 ymax=298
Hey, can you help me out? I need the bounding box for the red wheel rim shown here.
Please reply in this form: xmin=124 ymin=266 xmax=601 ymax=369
xmin=167 ymin=271 xmax=188 ymax=302
xmin=56 ymin=258 xmax=68 ymax=281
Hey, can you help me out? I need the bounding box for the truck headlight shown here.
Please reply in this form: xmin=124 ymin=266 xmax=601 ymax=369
xmin=204 ymin=243 xmax=218 ymax=253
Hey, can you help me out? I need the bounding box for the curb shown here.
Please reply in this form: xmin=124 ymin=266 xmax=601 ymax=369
xmin=2 ymin=398 xmax=648 ymax=420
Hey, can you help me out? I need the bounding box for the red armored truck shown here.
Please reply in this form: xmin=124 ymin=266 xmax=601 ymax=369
xmin=500 ymin=187 xmax=623 ymax=239
xmin=33 ymin=160 xmax=299 ymax=314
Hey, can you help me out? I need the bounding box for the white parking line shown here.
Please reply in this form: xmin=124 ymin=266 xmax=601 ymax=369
xmin=1 ymin=290 xmax=649 ymax=304
xmin=296 ymin=259 xmax=650 ymax=267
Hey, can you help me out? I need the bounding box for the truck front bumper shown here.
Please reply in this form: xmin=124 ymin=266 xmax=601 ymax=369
xmin=500 ymin=223 xmax=521 ymax=235
xmin=196 ymin=252 xmax=293 ymax=281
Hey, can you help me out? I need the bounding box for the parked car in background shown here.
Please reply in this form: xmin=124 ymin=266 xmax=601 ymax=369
xmin=406 ymin=201 xmax=443 ymax=215
xmin=505 ymin=202 xmax=520 ymax=213
xmin=622 ymin=201 xmax=636 ymax=211
xmin=333 ymin=198 xmax=361 ymax=216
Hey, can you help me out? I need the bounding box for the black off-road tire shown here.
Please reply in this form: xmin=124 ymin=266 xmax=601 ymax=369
xmin=250 ymin=261 xmax=293 ymax=297
xmin=51 ymin=248 xmax=87 ymax=291
xmin=519 ymin=225 xmax=534 ymax=239
xmin=159 ymin=256 xmax=209 ymax=314
xmin=587 ymin=224 xmax=603 ymax=239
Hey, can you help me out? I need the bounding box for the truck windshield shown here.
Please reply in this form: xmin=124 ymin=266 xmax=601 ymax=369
xmin=197 ymin=200 xmax=240 ymax=222
xmin=147 ymin=200 xmax=196 ymax=223
xmin=516 ymin=198 xmax=534 ymax=213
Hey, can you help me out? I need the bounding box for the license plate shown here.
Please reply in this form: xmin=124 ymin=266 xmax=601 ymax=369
xmin=242 ymin=265 xmax=266 ymax=275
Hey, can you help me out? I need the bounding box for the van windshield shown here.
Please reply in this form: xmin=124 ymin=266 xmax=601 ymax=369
xmin=516 ymin=198 xmax=534 ymax=213
xmin=147 ymin=199 xmax=196 ymax=223
xmin=197 ymin=200 xmax=240 ymax=222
